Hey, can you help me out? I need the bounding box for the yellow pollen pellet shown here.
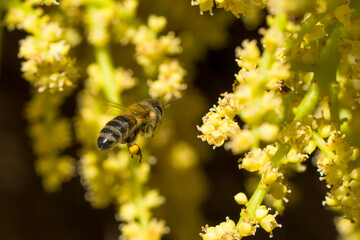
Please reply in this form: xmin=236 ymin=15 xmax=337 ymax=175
xmin=129 ymin=145 xmax=140 ymax=155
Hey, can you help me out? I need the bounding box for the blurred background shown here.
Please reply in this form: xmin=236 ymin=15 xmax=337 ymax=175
xmin=0 ymin=1 xmax=338 ymax=240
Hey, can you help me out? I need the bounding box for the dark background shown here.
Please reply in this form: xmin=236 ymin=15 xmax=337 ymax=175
xmin=0 ymin=14 xmax=337 ymax=240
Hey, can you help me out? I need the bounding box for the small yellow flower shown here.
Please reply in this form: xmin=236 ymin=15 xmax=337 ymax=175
xmin=40 ymin=0 xmax=59 ymax=6
xmin=259 ymin=213 xmax=281 ymax=235
xmin=255 ymin=205 xmax=269 ymax=221
xmin=148 ymin=60 xmax=187 ymax=101
xmin=215 ymin=0 xmax=247 ymax=18
xmin=148 ymin=15 xmax=167 ymax=33
xmin=201 ymin=218 xmax=237 ymax=240
xmin=225 ymin=129 xmax=256 ymax=154
xmin=303 ymin=24 xmax=326 ymax=42
xmin=234 ymin=192 xmax=248 ymax=205
xmin=192 ymin=0 xmax=214 ymax=15
xmin=262 ymin=166 xmax=279 ymax=185
xmin=268 ymin=0 xmax=314 ymax=16
xmin=259 ymin=122 xmax=279 ymax=142
xmin=269 ymin=182 xmax=288 ymax=200
xmin=120 ymin=202 xmax=138 ymax=221
xmin=198 ymin=99 xmax=240 ymax=148
xmin=237 ymin=218 xmax=256 ymax=237
xmin=334 ymin=4 xmax=353 ymax=26
xmin=235 ymin=40 xmax=260 ymax=70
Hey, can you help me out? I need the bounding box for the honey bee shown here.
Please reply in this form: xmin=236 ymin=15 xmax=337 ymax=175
xmin=97 ymin=98 xmax=181 ymax=161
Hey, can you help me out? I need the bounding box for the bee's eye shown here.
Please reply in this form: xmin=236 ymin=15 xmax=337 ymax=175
xmin=154 ymin=105 xmax=163 ymax=115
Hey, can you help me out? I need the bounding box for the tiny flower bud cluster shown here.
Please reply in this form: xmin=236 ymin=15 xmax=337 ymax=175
xmin=148 ymin=60 xmax=187 ymax=101
xmin=4 ymin=0 xmax=187 ymax=239
xmin=195 ymin=0 xmax=360 ymax=238
xmin=5 ymin=3 xmax=79 ymax=92
xmin=192 ymin=0 xmax=260 ymax=18
xmin=200 ymin=202 xmax=282 ymax=239
xmin=201 ymin=217 xmax=239 ymax=240
xmin=279 ymin=119 xmax=316 ymax=164
xmin=197 ymin=92 xmax=240 ymax=148
xmin=25 ymin=92 xmax=75 ymax=192
xmin=316 ymin=131 xmax=360 ymax=221
xmin=130 ymin=15 xmax=183 ymax=76
xmin=198 ymin=36 xmax=286 ymax=154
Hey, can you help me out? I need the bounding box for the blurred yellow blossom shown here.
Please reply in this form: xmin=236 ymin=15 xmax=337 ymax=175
xmin=4 ymin=0 xmax=187 ymax=239
xmin=148 ymin=60 xmax=187 ymax=101
xmin=5 ymin=4 xmax=79 ymax=92
xmin=201 ymin=217 xmax=238 ymax=240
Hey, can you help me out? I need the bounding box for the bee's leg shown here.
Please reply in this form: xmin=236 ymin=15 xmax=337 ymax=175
xmin=127 ymin=142 xmax=142 ymax=163
xmin=143 ymin=123 xmax=155 ymax=138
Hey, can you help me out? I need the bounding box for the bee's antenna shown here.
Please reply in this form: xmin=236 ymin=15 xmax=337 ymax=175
xmin=162 ymin=98 xmax=182 ymax=107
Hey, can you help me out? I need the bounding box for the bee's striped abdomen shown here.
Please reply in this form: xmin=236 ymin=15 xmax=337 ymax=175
xmin=97 ymin=115 xmax=137 ymax=150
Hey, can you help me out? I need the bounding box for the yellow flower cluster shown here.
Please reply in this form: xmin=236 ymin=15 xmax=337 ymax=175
xmin=39 ymin=0 xmax=59 ymax=6
xmin=77 ymin=75 xmax=170 ymax=239
xmin=201 ymin=202 xmax=282 ymax=239
xmin=196 ymin=0 xmax=360 ymax=239
xmin=80 ymin=1 xmax=186 ymax=101
xmin=79 ymin=150 xmax=167 ymax=240
xmin=4 ymin=0 xmax=188 ymax=239
xmin=335 ymin=217 xmax=360 ymax=240
xmin=191 ymin=0 xmax=252 ymax=18
xmin=148 ymin=60 xmax=187 ymax=101
xmin=279 ymin=119 xmax=316 ymax=164
xmin=70 ymin=1 xmax=186 ymax=239
xmin=197 ymin=92 xmax=240 ymax=148
xmin=25 ymin=91 xmax=75 ymax=192
xmin=5 ymin=2 xmax=79 ymax=92
xmin=131 ymin=15 xmax=183 ymax=76
xmin=201 ymin=217 xmax=238 ymax=240
xmin=315 ymin=130 xmax=360 ymax=221
xmin=198 ymin=35 xmax=286 ymax=155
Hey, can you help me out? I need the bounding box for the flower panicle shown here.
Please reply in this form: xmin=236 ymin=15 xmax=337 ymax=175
xmin=195 ymin=0 xmax=360 ymax=238
xmin=5 ymin=4 xmax=79 ymax=93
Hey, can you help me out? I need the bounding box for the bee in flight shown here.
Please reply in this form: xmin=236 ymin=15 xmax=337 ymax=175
xmin=97 ymin=98 xmax=181 ymax=162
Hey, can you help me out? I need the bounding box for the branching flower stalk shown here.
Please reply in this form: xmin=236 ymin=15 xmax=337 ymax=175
xmin=196 ymin=0 xmax=360 ymax=239
xmin=3 ymin=0 xmax=186 ymax=239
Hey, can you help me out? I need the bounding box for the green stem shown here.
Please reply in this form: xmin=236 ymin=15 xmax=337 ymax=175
xmin=87 ymin=5 xmax=120 ymax=104
xmin=314 ymin=21 xmax=346 ymax=124
xmin=240 ymin=181 xmax=269 ymax=222
xmin=294 ymin=22 xmax=346 ymax=122
xmin=314 ymin=23 xmax=344 ymax=88
xmin=272 ymin=144 xmax=291 ymax=167
xmin=94 ymin=45 xmax=120 ymax=103
xmin=237 ymin=144 xmax=290 ymax=225
xmin=328 ymin=83 xmax=340 ymax=125
xmin=259 ymin=14 xmax=287 ymax=70
xmin=294 ymin=82 xmax=319 ymax=121
xmin=339 ymin=108 xmax=358 ymax=146
xmin=312 ymin=131 xmax=338 ymax=160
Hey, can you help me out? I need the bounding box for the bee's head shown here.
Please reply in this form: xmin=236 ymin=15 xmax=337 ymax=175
xmin=148 ymin=99 xmax=163 ymax=116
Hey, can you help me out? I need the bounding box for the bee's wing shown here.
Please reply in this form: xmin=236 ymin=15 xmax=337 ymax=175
xmin=125 ymin=101 xmax=150 ymax=118
xmin=97 ymin=96 xmax=150 ymax=118
xmin=105 ymin=101 xmax=127 ymax=115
